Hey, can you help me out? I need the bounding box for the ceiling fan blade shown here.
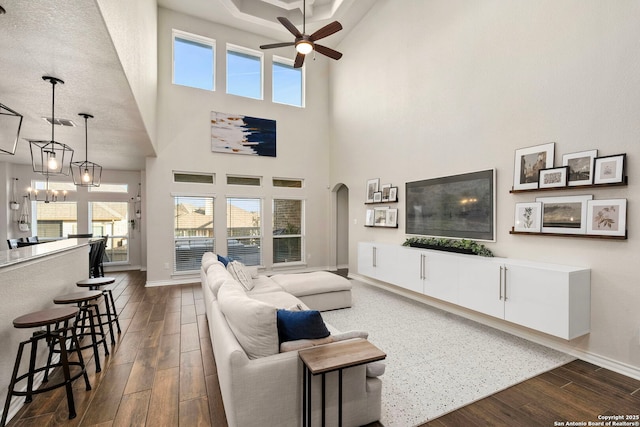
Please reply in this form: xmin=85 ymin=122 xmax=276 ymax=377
xmin=314 ymin=44 xmax=343 ymax=60
xmin=277 ymin=17 xmax=302 ymax=38
xmin=260 ymin=42 xmax=295 ymax=50
xmin=294 ymin=52 xmax=306 ymax=68
xmin=309 ymin=21 xmax=342 ymax=42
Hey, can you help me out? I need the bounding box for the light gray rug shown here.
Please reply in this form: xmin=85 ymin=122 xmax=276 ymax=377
xmin=321 ymin=280 xmax=574 ymax=427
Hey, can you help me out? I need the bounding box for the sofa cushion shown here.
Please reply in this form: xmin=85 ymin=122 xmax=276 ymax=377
xmin=227 ymin=260 xmax=254 ymax=291
xmin=270 ymin=271 xmax=351 ymax=297
xmin=279 ymin=336 xmax=335 ymax=352
xmin=201 ymin=252 xmax=221 ymax=270
xmin=247 ymin=276 xmax=285 ymax=294
xmin=218 ymin=281 xmax=279 ymax=359
xmin=276 ymin=309 xmax=330 ymax=343
xmin=206 ymin=264 xmax=233 ymax=298
xmin=250 ymin=291 xmax=309 ymax=310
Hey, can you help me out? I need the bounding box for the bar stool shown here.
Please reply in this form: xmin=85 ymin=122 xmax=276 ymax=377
xmin=53 ymin=291 xmax=110 ymax=373
xmin=1 ymin=307 xmax=91 ymax=427
xmin=76 ymin=277 xmax=121 ymax=345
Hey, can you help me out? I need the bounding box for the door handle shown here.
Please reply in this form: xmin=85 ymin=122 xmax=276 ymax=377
xmin=503 ymin=266 xmax=508 ymax=301
xmin=373 ymin=247 xmax=377 ymax=267
xmin=499 ymin=266 xmax=503 ymax=300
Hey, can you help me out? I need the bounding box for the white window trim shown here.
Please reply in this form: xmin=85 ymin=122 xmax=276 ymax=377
xmin=272 ymin=55 xmax=305 ymax=108
xmin=226 ymin=43 xmax=264 ymax=100
xmin=272 ymin=198 xmax=305 ymax=265
xmin=172 ymin=29 xmax=216 ymax=91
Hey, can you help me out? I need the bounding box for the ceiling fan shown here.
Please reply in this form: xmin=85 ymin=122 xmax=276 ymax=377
xmin=259 ymin=0 xmax=343 ymax=68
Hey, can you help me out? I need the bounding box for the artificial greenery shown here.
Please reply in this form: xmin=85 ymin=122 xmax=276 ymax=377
xmin=402 ymin=237 xmax=494 ymax=257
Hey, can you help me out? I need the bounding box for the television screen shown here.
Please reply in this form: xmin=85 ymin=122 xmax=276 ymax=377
xmin=405 ymin=169 xmax=495 ymax=241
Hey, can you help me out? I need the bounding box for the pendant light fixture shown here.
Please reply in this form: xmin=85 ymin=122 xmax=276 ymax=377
xmin=29 ymin=76 xmax=74 ymax=176
xmin=71 ymin=113 xmax=102 ymax=187
xmin=0 ymin=103 xmax=23 ymax=155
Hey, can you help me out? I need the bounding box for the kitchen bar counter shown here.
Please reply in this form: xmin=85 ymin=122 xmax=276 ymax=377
xmin=0 ymin=239 xmax=92 ymax=423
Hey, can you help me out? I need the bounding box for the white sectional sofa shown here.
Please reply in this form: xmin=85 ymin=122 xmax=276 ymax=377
xmin=200 ymin=253 xmax=383 ymax=427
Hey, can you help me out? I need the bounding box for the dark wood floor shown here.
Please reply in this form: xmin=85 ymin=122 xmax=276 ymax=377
xmin=5 ymin=271 xmax=640 ymax=426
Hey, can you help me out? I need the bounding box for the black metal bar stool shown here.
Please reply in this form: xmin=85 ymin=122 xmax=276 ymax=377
xmin=1 ymin=307 xmax=91 ymax=427
xmin=53 ymin=290 xmax=109 ymax=373
xmin=76 ymin=277 xmax=121 ymax=345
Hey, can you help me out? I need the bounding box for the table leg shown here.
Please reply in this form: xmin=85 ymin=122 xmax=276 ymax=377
xmin=303 ymin=365 xmax=307 ymax=427
xmin=339 ymin=369 xmax=343 ymax=427
xmin=321 ymin=373 xmax=326 ymax=427
xmin=307 ymin=367 xmax=312 ymax=427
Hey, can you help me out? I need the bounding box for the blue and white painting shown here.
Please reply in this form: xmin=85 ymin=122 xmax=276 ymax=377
xmin=211 ymin=111 xmax=276 ymax=157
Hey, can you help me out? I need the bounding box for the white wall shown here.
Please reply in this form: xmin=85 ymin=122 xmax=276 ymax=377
xmin=146 ymin=8 xmax=333 ymax=284
xmin=330 ymin=1 xmax=640 ymax=371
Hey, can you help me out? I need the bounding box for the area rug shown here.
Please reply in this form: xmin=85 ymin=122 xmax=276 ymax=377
xmin=321 ymin=280 xmax=574 ymax=427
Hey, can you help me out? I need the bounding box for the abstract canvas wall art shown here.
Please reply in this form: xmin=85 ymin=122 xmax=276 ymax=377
xmin=211 ymin=111 xmax=276 ymax=157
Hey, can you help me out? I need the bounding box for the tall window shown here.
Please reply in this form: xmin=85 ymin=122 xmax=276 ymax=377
xmin=173 ymin=30 xmax=215 ymax=91
xmin=273 ymin=199 xmax=303 ymax=263
xmin=227 ymin=198 xmax=261 ymax=266
xmin=33 ymin=201 xmax=77 ymax=240
xmin=174 ymin=196 xmax=215 ymax=272
xmin=90 ymin=202 xmax=129 ymax=264
xmin=226 ymin=44 xmax=263 ymax=99
xmin=273 ymin=56 xmax=303 ymax=107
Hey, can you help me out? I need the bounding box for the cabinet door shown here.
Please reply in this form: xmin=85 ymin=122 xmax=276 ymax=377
xmin=393 ymin=247 xmax=425 ymax=293
xmin=503 ymin=264 xmax=569 ymax=338
xmin=357 ymin=242 xmax=376 ymax=278
xmin=422 ymin=251 xmax=459 ymax=304
xmin=357 ymin=242 xmax=397 ymax=284
xmin=458 ymin=257 xmax=504 ymax=319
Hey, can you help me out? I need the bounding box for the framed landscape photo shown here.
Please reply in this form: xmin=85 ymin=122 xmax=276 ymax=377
xmin=514 ymin=202 xmax=542 ymax=232
xmin=536 ymin=195 xmax=593 ymax=234
xmin=385 ymin=209 xmax=398 ymax=228
xmin=374 ymin=207 xmax=388 ymax=226
xmin=388 ymin=186 xmax=398 ymax=202
xmin=538 ymin=166 xmax=568 ymax=189
xmin=513 ymin=142 xmax=555 ymax=190
xmin=381 ymin=183 xmax=392 ymax=202
xmin=366 ymin=178 xmax=380 ymax=203
xmin=586 ymin=199 xmax=627 ymax=237
xmin=562 ymin=149 xmax=597 ymax=186
xmin=373 ymin=191 xmax=382 ymax=203
xmin=593 ymin=154 xmax=626 ymax=185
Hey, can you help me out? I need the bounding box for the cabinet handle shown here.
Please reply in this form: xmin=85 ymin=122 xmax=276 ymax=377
xmin=499 ymin=266 xmax=503 ymax=300
xmin=373 ymin=247 xmax=377 ymax=267
xmin=503 ymin=266 xmax=508 ymax=301
xmin=420 ymin=254 xmax=425 ymax=280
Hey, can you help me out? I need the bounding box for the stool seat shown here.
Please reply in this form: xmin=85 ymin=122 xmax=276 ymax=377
xmin=53 ymin=291 xmax=103 ymax=305
xmin=76 ymin=277 xmax=115 ymax=288
xmin=13 ymin=307 xmax=79 ymax=329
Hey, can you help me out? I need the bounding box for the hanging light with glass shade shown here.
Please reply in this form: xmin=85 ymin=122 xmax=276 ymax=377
xmin=29 ymin=76 xmax=74 ymax=175
xmin=71 ymin=113 xmax=102 ymax=187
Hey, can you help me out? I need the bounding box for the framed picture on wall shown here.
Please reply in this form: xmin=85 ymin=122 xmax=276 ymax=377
xmin=586 ymin=199 xmax=627 ymax=237
xmin=381 ymin=184 xmax=392 ymax=202
xmin=388 ymin=187 xmax=398 ymax=202
xmin=513 ymin=142 xmax=555 ymax=190
xmin=385 ymin=209 xmax=398 ymax=227
xmin=366 ymin=178 xmax=380 ymax=203
xmin=373 ymin=191 xmax=382 ymax=203
xmin=593 ymin=154 xmax=626 ymax=185
xmin=536 ymin=195 xmax=592 ymax=234
xmin=562 ymin=149 xmax=597 ymax=186
xmin=374 ymin=207 xmax=388 ymax=226
xmin=514 ymin=202 xmax=542 ymax=232
xmin=365 ymin=209 xmax=375 ymax=226
xmin=538 ymin=166 xmax=568 ymax=189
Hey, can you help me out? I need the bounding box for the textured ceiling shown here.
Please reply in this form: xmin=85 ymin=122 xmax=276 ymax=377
xmin=0 ymin=0 xmax=154 ymax=171
xmin=0 ymin=0 xmax=376 ymax=171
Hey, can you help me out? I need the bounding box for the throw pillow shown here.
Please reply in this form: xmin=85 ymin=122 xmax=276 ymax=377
xmin=227 ymin=260 xmax=254 ymax=291
xmin=217 ymin=254 xmax=230 ymax=266
xmin=218 ymin=282 xmax=279 ymax=359
xmin=276 ymin=309 xmax=330 ymax=344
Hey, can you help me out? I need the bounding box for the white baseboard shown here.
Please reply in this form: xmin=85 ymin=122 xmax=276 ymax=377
xmin=351 ymin=273 xmax=640 ymax=381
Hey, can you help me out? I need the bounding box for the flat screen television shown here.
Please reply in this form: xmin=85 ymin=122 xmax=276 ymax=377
xmin=405 ymin=169 xmax=496 ymax=241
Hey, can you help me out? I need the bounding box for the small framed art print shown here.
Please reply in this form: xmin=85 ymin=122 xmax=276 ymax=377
xmin=381 ymin=184 xmax=391 ymax=202
xmin=593 ymin=154 xmax=626 ymax=185
xmin=366 ymin=178 xmax=380 ymax=203
xmin=538 ymin=166 xmax=568 ymax=189
xmin=388 ymin=187 xmax=398 ymax=202
xmin=536 ymin=195 xmax=593 ymax=234
xmin=385 ymin=209 xmax=398 ymax=227
xmin=586 ymin=199 xmax=627 ymax=237
xmin=514 ymin=202 xmax=542 ymax=232
xmin=513 ymin=142 xmax=555 ymax=190
xmin=562 ymin=149 xmax=597 ymax=186
xmin=373 ymin=191 xmax=382 ymax=203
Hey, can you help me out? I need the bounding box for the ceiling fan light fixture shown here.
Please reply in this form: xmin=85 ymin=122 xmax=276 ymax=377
xmin=295 ymin=39 xmax=313 ymax=55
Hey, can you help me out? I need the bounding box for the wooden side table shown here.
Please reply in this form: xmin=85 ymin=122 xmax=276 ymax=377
xmin=298 ymin=338 xmax=386 ymax=427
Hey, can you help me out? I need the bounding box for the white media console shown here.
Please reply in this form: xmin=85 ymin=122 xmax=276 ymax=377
xmin=357 ymin=242 xmax=591 ymax=340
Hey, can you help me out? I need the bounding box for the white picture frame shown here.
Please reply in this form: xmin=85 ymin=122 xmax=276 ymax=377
xmin=366 ymin=178 xmax=380 ymax=203
xmin=514 ymin=202 xmax=542 ymax=232
xmin=513 ymin=142 xmax=555 ymax=190
xmin=373 ymin=207 xmax=388 ymax=226
xmin=586 ymin=199 xmax=627 ymax=237
xmin=365 ymin=209 xmax=375 ymax=226
xmin=381 ymin=183 xmax=391 ymax=202
xmin=385 ymin=208 xmax=398 ymax=228
xmin=562 ymin=149 xmax=597 ymax=186
xmin=536 ymin=195 xmax=593 ymax=234
xmin=593 ymin=154 xmax=626 ymax=185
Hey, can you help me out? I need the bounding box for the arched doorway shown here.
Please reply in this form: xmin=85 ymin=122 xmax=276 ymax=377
xmin=335 ymin=183 xmax=349 ymax=272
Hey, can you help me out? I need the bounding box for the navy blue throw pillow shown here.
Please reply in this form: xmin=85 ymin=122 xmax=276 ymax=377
xmin=276 ymin=309 xmax=330 ymax=343
xmin=217 ymin=254 xmax=230 ymax=266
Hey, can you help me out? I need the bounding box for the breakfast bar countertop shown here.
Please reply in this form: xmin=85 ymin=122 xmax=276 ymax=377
xmin=0 ymin=238 xmax=93 ymax=269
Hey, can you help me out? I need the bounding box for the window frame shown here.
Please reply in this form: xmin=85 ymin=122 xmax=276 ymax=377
xmin=173 ymin=195 xmax=216 ymax=274
xmin=89 ymin=201 xmax=130 ymax=265
xmin=272 ymin=55 xmax=305 ymax=108
xmin=226 ymin=197 xmax=263 ymax=266
xmin=226 ymin=43 xmax=264 ymax=100
xmin=172 ymin=29 xmax=216 ymax=91
xmin=272 ymin=197 xmax=305 ymax=265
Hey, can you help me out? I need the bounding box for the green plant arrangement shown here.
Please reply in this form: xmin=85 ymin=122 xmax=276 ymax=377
xmin=402 ymin=237 xmax=494 ymax=257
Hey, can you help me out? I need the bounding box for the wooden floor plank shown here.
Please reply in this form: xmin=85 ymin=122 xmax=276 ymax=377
xmin=79 ymin=362 xmax=133 ymax=425
xmin=157 ymin=333 xmax=181 ymax=370
xmin=179 ymin=350 xmax=207 ymax=402
xmin=123 ymin=346 xmax=159 ymax=395
xmin=179 ymin=396 xmax=211 ymax=427
xmin=147 ymin=367 xmax=180 ymax=427
xmin=111 ymin=389 xmax=151 ymax=427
